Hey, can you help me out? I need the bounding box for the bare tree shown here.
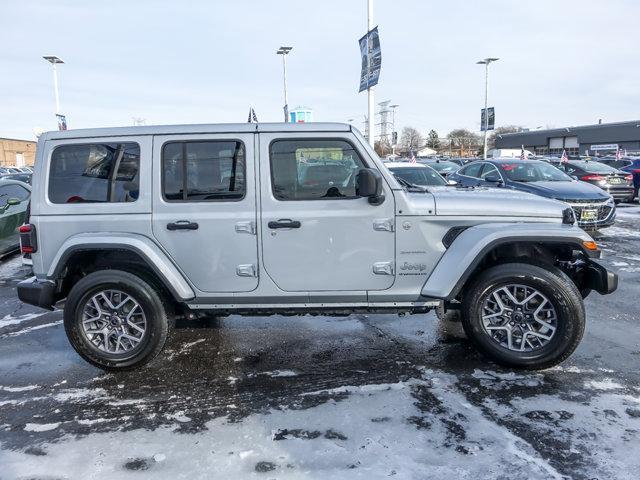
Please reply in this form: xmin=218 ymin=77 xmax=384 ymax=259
xmin=447 ymin=128 xmax=482 ymax=156
xmin=399 ymin=127 xmax=424 ymax=152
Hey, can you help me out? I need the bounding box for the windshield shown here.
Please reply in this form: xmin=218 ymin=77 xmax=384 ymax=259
xmin=425 ymin=161 xmax=459 ymax=173
xmin=497 ymin=161 xmax=572 ymax=182
xmin=569 ymin=160 xmax=619 ymax=173
xmin=389 ymin=166 xmax=447 ymax=186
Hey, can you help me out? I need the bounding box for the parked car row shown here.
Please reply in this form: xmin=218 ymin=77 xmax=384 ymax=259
xmin=0 ymin=166 xmax=33 ymax=174
xmin=383 ymin=157 xmax=623 ymax=231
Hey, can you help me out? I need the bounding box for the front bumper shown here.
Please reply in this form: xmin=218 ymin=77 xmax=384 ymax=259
xmin=17 ymin=277 xmax=57 ymax=311
xmin=585 ymin=260 xmax=618 ymax=295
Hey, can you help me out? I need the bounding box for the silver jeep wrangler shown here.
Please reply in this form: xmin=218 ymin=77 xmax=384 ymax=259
xmin=17 ymin=123 xmax=617 ymax=370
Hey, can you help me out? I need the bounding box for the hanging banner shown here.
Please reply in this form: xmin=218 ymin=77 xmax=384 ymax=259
xmin=56 ymin=114 xmax=67 ymax=131
xmin=358 ymin=26 xmax=381 ymax=93
xmin=480 ymin=107 xmax=495 ymax=131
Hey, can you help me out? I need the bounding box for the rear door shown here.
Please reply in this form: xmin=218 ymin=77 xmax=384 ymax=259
xmin=258 ymin=133 xmax=396 ymax=292
xmin=152 ymin=133 xmax=259 ymax=293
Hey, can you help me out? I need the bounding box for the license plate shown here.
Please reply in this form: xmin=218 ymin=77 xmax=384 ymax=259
xmin=581 ymin=209 xmax=598 ymax=221
xmin=609 ymin=178 xmax=622 ymax=184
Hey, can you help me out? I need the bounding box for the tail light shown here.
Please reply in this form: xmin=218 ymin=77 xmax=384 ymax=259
xmin=581 ymin=174 xmax=604 ymax=181
xmin=19 ymin=224 xmax=37 ymax=254
xmin=632 ymin=169 xmax=640 ymax=174
xmin=625 ymin=174 xmax=633 ymax=182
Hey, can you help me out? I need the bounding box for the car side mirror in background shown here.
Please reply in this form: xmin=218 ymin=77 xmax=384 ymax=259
xmin=1 ymin=198 xmax=20 ymax=213
xmin=356 ymin=168 xmax=385 ymax=205
xmin=484 ymin=174 xmax=503 ymax=185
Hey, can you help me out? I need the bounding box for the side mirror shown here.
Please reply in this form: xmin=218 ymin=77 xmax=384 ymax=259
xmin=356 ymin=168 xmax=385 ymax=205
xmin=485 ymin=174 xmax=503 ymax=185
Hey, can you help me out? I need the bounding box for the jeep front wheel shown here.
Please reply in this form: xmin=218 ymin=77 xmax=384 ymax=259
xmin=64 ymin=270 xmax=170 ymax=370
xmin=461 ymin=263 xmax=585 ymax=370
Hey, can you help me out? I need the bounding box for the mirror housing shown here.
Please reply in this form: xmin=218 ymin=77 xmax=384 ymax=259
xmin=356 ymin=168 xmax=385 ymax=205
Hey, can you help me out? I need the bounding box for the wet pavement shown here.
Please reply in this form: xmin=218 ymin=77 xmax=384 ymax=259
xmin=0 ymin=207 xmax=639 ymax=479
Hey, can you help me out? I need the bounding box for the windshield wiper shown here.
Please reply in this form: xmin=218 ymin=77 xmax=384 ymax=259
xmin=394 ymin=176 xmax=429 ymax=192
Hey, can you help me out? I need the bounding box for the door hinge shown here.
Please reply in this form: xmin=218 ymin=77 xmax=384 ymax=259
xmin=235 ymin=221 xmax=256 ymax=235
xmin=373 ymin=218 xmax=394 ymax=232
xmin=373 ymin=261 xmax=394 ymax=275
xmin=236 ymin=264 xmax=257 ymax=277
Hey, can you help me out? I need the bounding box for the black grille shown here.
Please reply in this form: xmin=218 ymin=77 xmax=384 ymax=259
xmin=570 ymin=203 xmax=613 ymax=223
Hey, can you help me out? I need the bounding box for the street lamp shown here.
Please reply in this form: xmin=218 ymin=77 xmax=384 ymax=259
xmin=476 ymin=57 xmax=499 ymax=159
xmin=276 ymin=46 xmax=293 ymax=122
xmin=43 ymin=55 xmax=64 ymax=116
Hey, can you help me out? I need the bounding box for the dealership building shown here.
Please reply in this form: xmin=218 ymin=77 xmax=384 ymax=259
xmin=495 ymin=120 xmax=640 ymax=157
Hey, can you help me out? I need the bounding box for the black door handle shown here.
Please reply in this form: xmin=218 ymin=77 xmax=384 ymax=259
xmin=268 ymin=219 xmax=301 ymax=229
xmin=167 ymin=221 xmax=199 ymax=231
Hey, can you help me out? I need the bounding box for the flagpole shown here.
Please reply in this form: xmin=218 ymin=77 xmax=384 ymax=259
xmin=367 ymin=0 xmax=374 ymax=146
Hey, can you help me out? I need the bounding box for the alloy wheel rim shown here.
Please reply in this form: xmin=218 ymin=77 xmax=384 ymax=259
xmin=480 ymin=283 xmax=557 ymax=352
xmin=80 ymin=289 xmax=147 ymax=354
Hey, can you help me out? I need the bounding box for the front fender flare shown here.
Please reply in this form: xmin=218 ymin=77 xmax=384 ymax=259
xmin=48 ymin=233 xmax=195 ymax=301
xmin=421 ymin=222 xmax=595 ymax=300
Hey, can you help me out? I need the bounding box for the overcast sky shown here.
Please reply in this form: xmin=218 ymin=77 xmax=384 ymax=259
xmin=1 ymin=0 xmax=638 ymax=140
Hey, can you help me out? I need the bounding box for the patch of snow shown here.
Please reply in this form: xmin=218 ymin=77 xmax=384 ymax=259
xmin=471 ymin=369 xmax=544 ymax=387
xmin=24 ymin=422 xmax=60 ymax=432
xmin=0 ymin=312 xmax=47 ymax=329
xmin=599 ymin=226 xmax=640 ymax=239
xmin=0 ymin=384 xmax=39 ymax=392
xmin=585 ymin=378 xmax=624 ymax=391
xmin=53 ymin=388 xmax=107 ymax=402
xmin=1 ymin=320 xmax=63 ymax=338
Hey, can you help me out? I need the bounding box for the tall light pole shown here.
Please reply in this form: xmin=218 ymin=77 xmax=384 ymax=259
xmin=366 ymin=0 xmax=374 ymax=146
xmin=43 ymin=55 xmax=64 ymax=117
xmin=476 ymin=57 xmax=499 ymax=159
xmin=277 ymin=46 xmax=292 ymax=122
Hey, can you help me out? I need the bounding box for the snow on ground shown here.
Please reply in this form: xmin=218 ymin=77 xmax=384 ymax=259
xmin=1 ymin=368 xmax=638 ymax=480
xmin=0 ymin=312 xmax=47 ymax=329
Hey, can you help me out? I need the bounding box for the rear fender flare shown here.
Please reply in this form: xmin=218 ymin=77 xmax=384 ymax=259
xmin=48 ymin=233 xmax=195 ymax=301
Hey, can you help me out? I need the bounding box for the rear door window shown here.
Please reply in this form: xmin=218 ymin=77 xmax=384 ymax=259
xmin=49 ymin=143 xmax=140 ymax=203
xmin=162 ymin=141 xmax=245 ymax=202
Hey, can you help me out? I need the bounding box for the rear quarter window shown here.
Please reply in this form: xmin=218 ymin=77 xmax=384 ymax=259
xmin=48 ymin=143 xmax=140 ymax=204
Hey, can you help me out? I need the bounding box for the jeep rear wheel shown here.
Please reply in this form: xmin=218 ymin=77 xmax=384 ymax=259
xmin=461 ymin=263 xmax=585 ymax=370
xmin=64 ymin=270 xmax=170 ymax=371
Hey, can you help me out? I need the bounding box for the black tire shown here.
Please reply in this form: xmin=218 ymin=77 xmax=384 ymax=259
xmin=461 ymin=262 xmax=585 ymax=370
xmin=64 ymin=270 xmax=170 ymax=371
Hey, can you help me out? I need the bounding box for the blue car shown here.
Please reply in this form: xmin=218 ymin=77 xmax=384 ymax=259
xmin=448 ymin=159 xmax=615 ymax=230
xmin=595 ymin=157 xmax=640 ymax=202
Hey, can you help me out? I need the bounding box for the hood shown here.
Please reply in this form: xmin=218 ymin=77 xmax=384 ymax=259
xmin=413 ymin=186 xmax=566 ymax=218
xmin=509 ymin=180 xmax=611 ymax=201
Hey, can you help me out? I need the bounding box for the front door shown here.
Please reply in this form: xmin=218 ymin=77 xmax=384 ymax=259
xmin=259 ymin=133 xmax=396 ymax=292
xmin=152 ymin=134 xmax=259 ymax=293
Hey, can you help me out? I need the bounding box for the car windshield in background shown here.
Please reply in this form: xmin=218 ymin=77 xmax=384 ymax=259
xmin=425 ymin=161 xmax=459 ymax=173
xmin=389 ymin=166 xmax=446 ymax=187
xmin=570 ymin=160 xmax=619 ymax=173
xmin=498 ymin=161 xmax=573 ymax=182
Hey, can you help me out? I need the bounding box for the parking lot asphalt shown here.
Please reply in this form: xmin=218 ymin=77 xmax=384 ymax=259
xmin=0 ymin=207 xmax=639 ymax=480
